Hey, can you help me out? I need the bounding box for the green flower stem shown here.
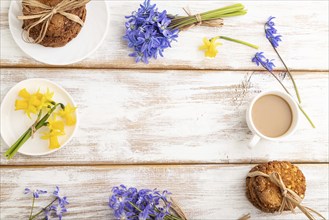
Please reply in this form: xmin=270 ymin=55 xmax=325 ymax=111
xmin=128 ymin=201 xmax=143 ymax=212
xmin=169 ymin=3 xmax=246 ymax=30
xmin=258 ymin=63 xmax=291 ymax=95
xmin=4 ymin=107 xmax=43 ymax=156
xmin=7 ymin=129 xmax=32 ymax=160
xmin=4 ymin=103 xmax=61 ymax=160
xmin=29 ymin=196 xmax=35 ymax=220
xmin=199 ymin=3 xmax=245 ymax=16
xmin=31 ymin=110 xmax=43 ymax=133
xmin=201 ymin=5 xmax=245 ymax=18
xmin=5 ymin=110 xmax=42 ymax=159
xmin=260 ymin=63 xmax=315 ymax=128
xmin=219 ymin=36 xmax=259 ymax=49
xmin=170 ymin=10 xmax=246 ymax=29
xmin=165 ymin=215 xmax=182 ymax=220
xmin=4 ymin=129 xmax=30 ymax=157
xmin=263 ymin=24 xmax=301 ymax=104
xmin=30 ymin=198 xmax=58 ymax=220
xmin=298 ymin=103 xmax=316 ymax=128
xmin=170 ymin=3 xmax=244 ymax=22
xmin=155 ymin=206 xmax=182 ymax=220
xmin=272 ymin=46 xmax=301 ymax=103
xmin=128 ymin=202 xmax=183 ymax=220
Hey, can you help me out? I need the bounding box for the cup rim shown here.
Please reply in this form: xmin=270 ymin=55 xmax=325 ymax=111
xmin=246 ymin=90 xmax=300 ymax=141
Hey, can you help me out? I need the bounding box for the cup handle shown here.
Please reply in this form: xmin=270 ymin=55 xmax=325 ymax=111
xmin=249 ymin=134 xmax=261 ymax=147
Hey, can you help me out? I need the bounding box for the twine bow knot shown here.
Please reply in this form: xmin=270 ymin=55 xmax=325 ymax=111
xmin=180 ymin=7 xmax=223 ymax=31
xmin=193 ymin=13 xmax=202 ymax=25
xmin=248 ymin=171 xmax=326 ymax=220
xmin=18 ymin=0 xmax=90 ymax=44
xmin=282 ymin=187 xmax=288 ymax=198
xmin=51 ymin=8 xmax=58 ymax=14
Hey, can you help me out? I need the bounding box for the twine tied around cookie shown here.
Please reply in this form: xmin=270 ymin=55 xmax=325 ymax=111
xmin=248 ymin=171 xmax=326 ymax=220
xmin=179 ymin=7 xmax=224 ymax=31
xmin=17 ymin=0 xmax=90 ymax=44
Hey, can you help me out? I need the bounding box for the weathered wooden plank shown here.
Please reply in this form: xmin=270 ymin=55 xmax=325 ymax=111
xmin=0 ymin=164 xmax=328 ymax=219
xmin=1 ymin=68 xmax=328 ymax=165
xmin=1 ymin=1 xmax=328 ymax=70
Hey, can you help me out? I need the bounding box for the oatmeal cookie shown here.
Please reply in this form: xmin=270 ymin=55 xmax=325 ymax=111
xmin=246 ymin=161 xmax=306 ymax=213
xmin=22 ymin=0 xmax=87 ymax=47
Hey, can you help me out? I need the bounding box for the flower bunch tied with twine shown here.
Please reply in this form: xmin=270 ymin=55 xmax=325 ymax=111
xmin=124 ymin=0 xmax=248 ymax=63
xmin=4 ymin=88 xmax=77 ymax=159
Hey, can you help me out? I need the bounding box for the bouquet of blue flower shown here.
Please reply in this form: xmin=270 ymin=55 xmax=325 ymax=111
xmin=109 ymin=185 xmax=186 ymax=220
xmin=124 ymin=0 xmax=247 ymax=63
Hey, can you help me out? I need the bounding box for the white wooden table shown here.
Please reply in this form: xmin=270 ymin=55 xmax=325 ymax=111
xmin=1 ymin=1 xmax=328 ymax=219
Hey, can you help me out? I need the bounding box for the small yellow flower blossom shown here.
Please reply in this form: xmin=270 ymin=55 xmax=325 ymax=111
xmin=57 ymin=103 xmax=77 ymax=126
xmin=18 ymin=88 xmax=31 ymax=99
xmin=35 ymin=88 xmax=54 ymax=109
xmin=41 ymin=116 xmax=65 ymax=149
xmin=15 ymin=100 xmax=28 ymax=110
xmin=15 ymin=89 xmax=40 ymax=118
xmin=198 ymin=37 xmax=222 ymax=58
xmin=47 ymin=116 xmax=65 ymax=134
xmin=15 ymin=88 xmax=54 ymax=118
xmin=43 ymin=88 xmax=54 ymax=101
xmin=41 ymin=130 xmax=63 ymax=149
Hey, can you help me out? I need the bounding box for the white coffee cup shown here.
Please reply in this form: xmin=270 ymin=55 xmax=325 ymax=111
xmin=246 ymin=90 xmax=300 ymax=147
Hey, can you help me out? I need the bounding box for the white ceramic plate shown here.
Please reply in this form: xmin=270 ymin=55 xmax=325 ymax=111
xmin=8 ymin=0 xmax=109 ymax=65
xmin=0 ymin=79 xmax=78 ymax=156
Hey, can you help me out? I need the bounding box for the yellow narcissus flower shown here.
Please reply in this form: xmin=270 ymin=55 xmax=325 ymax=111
xmin=41 ymin=116 xmax=65 ymax=149
xmin=41 ymin=130 xmax=63 ymax=149
xmin=15 ymin=100 xmax=28 ymax=111
xmin=37 ymin=88 xmax=54 ymax=109
xmin=57 ymin=104 xmax=77 ymax=126
xmin=15 ymin=89 xmax=40 ymax=118
xmin=47 ymin=116 xmax=65 ymax=134
xmin=199 ymin=37 xmax=222 ymax=58
xmin=18 ymin=88 xmax=31 ymax=99
xmin=15 ymin=88 xmax=54 ymax=118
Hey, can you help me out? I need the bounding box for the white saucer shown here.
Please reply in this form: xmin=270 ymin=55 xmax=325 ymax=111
xmin=0 ymin=79 xmax=78 ymax=156
xmin=8 ymin=0 xmax=109 ymax=65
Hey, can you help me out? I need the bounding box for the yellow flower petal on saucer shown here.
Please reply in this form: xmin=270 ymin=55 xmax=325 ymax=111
xmin=41 ymin=131 xmax=62 ymax=149
xmin=57 ymin=104 xmax=77 ymax=126
xmin=18 ymin=88 xmax=31 ymax=99
xmin=38 ymin=88 xmax=54 ymax=109
xmin=15 ymin=100 xmax=28 ymax=110
xmin=49 ymin=135 xmax=60 ymax=149
xmin=48 ymin=117 xmax=65 ymax=134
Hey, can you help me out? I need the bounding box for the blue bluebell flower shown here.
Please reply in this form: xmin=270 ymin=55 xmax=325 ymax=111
xmin=44 ymin=208 xmax=50 ymax=220
xmin=124 ymin=0 xmax=179 ymax=63
xmin=24 ymin=188 xmax=47 ymax=198
xmin=25 ymin=186 xmax=69 ymax=219
xmin=109 ymin=185 xmax=172 ymax=220
xmin=53 ymin=186 xmax=69 ymax=206
xmin=24 ymin=188 xmax=31 ymax=194
xmin=266 ymin=16 xmax=276 ymax=27
xmin=252 ymin=52 xmax=276 ymax=71
xmin=265 ymin=16 xmax=282 ymax=48
xmin=50 ymin=200 xmax=67 ymax=220
xmin=53 ymin=186 xmax=60 ymax=197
